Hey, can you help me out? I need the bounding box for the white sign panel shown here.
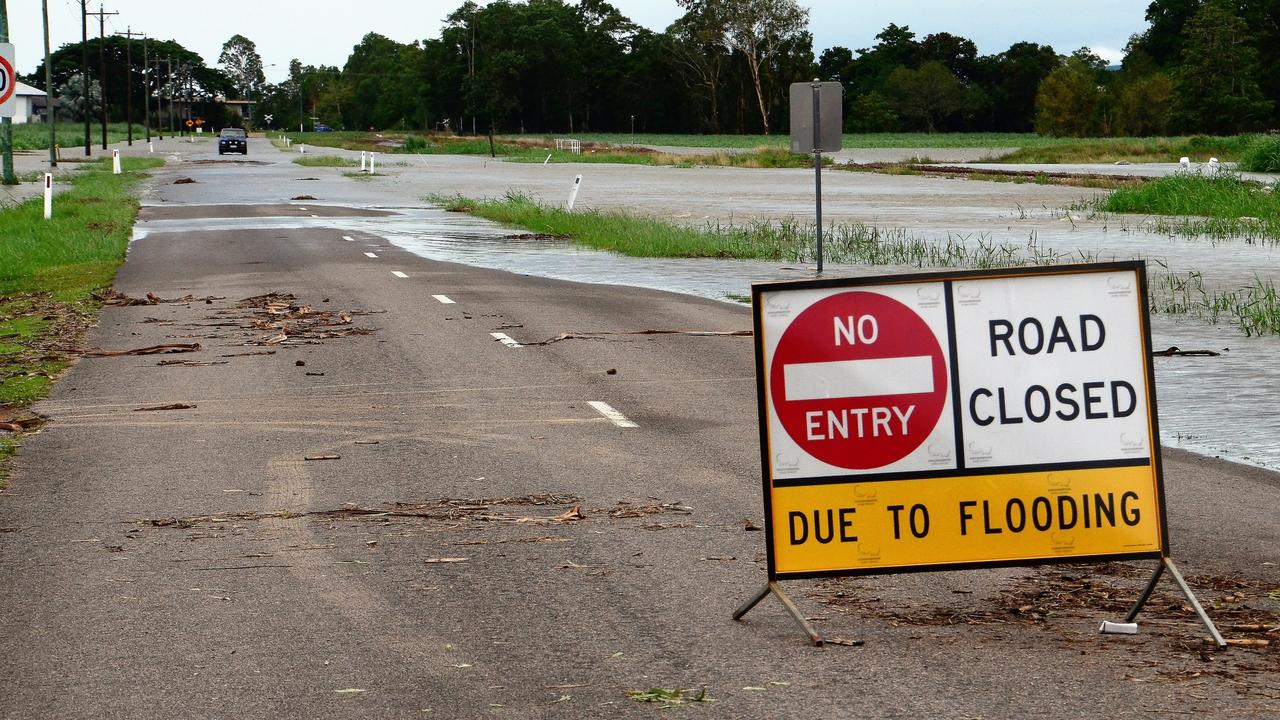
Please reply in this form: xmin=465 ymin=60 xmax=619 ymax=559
xmin=0 ymin=44 xmax=16 ymax=118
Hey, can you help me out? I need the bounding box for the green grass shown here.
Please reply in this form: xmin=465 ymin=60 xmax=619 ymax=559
xmin=1238 ymin=136 xmax=1280 ymax=173
xmin=293 ymin=155 xmax=359 ymax=167
xmin=9 ymin=122 xmax=150 ymax=151
xmin=541 ymin=132 xmax=1060 ymax=149
xmin=1152 ymin=272 xmax=1280 ymax=337
xmin=1094 ymin=174 xmax=1279 ymax=241
xmin=1 ymin=155 xmax=162 ymax=483
xmin=994 ymin=135 xmax=1258 ymax=164
xmin=430 ymin=191 xmax=1090 ymax=268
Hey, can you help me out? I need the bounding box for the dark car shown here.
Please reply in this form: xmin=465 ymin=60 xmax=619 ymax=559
xmin=218 ymin=127 xmax=248 ymax=155
xmin=313 ymin=123 xmax=333 ymax=132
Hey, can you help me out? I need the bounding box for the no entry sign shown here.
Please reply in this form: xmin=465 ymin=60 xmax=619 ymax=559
xmin=753 ymin=262 xmax=1167 ymax=578
xmin=0 ymin=44 xmax=16 ymax=117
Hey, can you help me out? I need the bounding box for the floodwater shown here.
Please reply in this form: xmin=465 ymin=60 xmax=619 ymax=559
xmin=135 ymin=203 xmax=1280 ymax=471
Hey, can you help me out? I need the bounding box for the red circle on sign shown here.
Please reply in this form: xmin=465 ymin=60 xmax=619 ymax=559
xmin=0 ymin=55 xmax=14 ymax=106
xmin=770 ymin=291 xmax=948 ymax=470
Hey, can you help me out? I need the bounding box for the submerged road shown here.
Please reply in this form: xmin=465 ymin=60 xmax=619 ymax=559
xmin=1 ymin=139 xmax=1277 ymax=718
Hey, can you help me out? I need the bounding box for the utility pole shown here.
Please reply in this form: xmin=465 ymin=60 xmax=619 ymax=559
xmin=87 ymin=4 xmax=118 ymax=150
xmin=80 ymin=1 xmax=89 ymax=155
xmin=152 ymin=57 xmax=162 ymax=139
xmin=118 ymin=27 xmax=144 ymax=146
xmin=166 ymin=56 xmax=174 ymax=135
xmin=141 ymin=35 xmax=149 ymax=142
xmin=42 ymin=0 xmax=55 ymax=166
xmin=0 ymin=0 xmax=14 ymax=185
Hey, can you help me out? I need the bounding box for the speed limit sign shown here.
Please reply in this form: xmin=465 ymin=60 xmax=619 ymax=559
xmin=0 ymin=43 xmax=16 ymax=117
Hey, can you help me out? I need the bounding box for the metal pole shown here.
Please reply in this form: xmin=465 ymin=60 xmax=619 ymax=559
xmin=812 ymin=82 xmax=823 ymax=274
xmin=97 ymin=5 xmax=107 ymax=149
xmin=42 ymin=0 xmax=56 ymax=167
xmin=142 ymin=36 xmax=149 ymax=143
xmin=166 ymin=57 xmax=173 ymax=135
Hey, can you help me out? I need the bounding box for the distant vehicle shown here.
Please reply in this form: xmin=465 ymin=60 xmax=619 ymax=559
xmin=218 ymin=127 xmax=248 ymax=155
xmin=314 ymin=123 xmax=333 ymax=133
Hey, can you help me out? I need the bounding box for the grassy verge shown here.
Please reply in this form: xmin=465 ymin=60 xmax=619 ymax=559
xmin=0 ymin=155 xmax=163 ymax=484
xmin=1087 ymin=174 xmax=1280 ymax=241
xmin=524 ymin=132 xmax=1057 ymax=149
xmin=844 ymin=162 xmax=1139 ymax=190
xmin=10 ymin=122 xmax=150 ymax=151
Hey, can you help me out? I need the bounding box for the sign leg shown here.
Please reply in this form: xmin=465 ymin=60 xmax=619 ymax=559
xmin=1162 ymin=557 xmax=1227 ymax=648
xmin=733 ymin=581 xmax=824 ymax=646
xmin=1118 ymin=557 xmax=1226 ymax=648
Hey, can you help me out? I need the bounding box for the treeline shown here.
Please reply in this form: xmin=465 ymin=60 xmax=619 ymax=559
xmin=26 ymin=0 xmax=1280 ymax=137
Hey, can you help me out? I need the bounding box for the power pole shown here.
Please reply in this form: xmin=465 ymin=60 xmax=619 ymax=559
xmin=0 ymin=0 xmax=14 ymax=185
xmin=118 ymin=27 xmax=144 ymax=146
xmin=141 ymin=35 xmax=149 ymax=142
xmin=80 ymin=1 xmax=89 ymax=155
xmin=42 ymin=0 xmax=55 ymax=166
xmin=87 ymin=4 xmax=118 ymax=150
xmin=166 ymin=56 xmax=174 ymax=135
xmin=152 ymin=57 xmax=162 ymax=140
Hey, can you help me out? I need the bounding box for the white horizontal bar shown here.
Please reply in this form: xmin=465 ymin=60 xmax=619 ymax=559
xmin=391 ymin=271 xmax=408 ymax=278
xmin=588 ymin=401 xmax=638 ymax=428
xmin=432 ymin=295 xmax=455 ymax=304
xmin=342 ymin=235 xmax=355 ymax=242
xmin=364 ymin=252 xmax=378 ymax=258
xmin=783 ymin=356 xmax=934 ymax=401
xmin=491 ymin=332 xmax=522 ymax=349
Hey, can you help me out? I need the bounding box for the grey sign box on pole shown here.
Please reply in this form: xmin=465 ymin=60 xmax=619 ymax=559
xmin=789 ymin=81 xmax=842 ymax=153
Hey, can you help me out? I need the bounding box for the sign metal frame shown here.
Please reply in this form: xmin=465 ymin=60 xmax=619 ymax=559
xmin=734 ymin=261 xmax=1223 ymax=647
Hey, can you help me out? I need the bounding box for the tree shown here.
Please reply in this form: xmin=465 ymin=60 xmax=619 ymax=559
xmin=670 ymin=1 xmax=731 ymax=132
xmin=1114 ymin=72 xmax=1173 ymax=135
xmin=55 ymin=73 xmax=100 ymax=121
xmin=1170 ymin=0 xmax=1271 ymax=133
xmin=218 ymin=34 xmax=266 ymax=101
xmin=847 ymin=91 xmax=897 ymax=132
xmin=920 ymin=32 xmax=978 ymax=81
xmin=1034 ymin=57 xmax=1103 ymax=137
xmin=720 ymin=0 xmax=810 ymax=135
xmin=974 ymin=42 xmax=1059 ymax=132
xmin=887 ymin=61 xmax=968 ymax=132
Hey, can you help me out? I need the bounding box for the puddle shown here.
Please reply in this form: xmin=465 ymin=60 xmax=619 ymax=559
xmin=134 ymin=204 xmax=1280 ymax=471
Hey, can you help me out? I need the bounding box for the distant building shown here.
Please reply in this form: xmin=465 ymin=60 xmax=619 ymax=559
xmin=10 ymin=82 xmax=48 ymax=124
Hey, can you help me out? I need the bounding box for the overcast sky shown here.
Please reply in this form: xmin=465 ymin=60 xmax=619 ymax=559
xmin=12 ymin=1 xmax=1152 ymax=81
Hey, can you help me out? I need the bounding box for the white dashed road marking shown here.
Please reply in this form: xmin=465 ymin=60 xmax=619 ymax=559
xmin=391 ymin=271 xmax=408 ymax=278
xmin=491 ymin=333 xmax=522 ymax=349
xmin=364 ymin=252 xmax=378 ymax=258
xmin=432 ymin=295 xmax=455 ymax=304
xmin=588 ymin=401 xmax=639 ymax=428
xmin=342 ymin=235 xmax=355 ymax=242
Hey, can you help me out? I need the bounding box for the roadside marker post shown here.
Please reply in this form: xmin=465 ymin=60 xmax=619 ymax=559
xmin=789 ymin=81 xmax=842 ymax=274
xmin=567 ymin=175 xmax=582 ymax=212
xmin=43 ymin=173 xmax=52 ymax=220
xmin=360 ymin=151 xmax=367 ymax=172
xmin=148 ymin=142 xmax=153 ymax=153
xmin=299 ymin=143 xmax=306 ymax=154
xmin=369 ymin=152 xmax=376 ymax=174
xmin=735 ymin=262 xmax=1225 ymax=648
xmin=112 ymin=149 xmax=121 ymax=175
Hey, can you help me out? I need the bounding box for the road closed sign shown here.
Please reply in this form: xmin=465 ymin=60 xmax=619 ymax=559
xmin=753 ymin=262 xmax=1167 ymax=579
xmin=0 ymin=44 xmax=16 ymax=117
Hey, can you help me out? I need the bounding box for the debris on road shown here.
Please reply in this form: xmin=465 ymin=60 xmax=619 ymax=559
xmin=172 ymin=177 xmax=197 ymax=184
xmin=424 ymin=557 xmax=469 ymax=564
xmin=156 ymin=360 xmax=227 ymax=367
xmin=81 ymin=343 xmax=202 ymax=357
xmin=626 ymin=687 xmax=712 ymax=707
xmin=132 ymin=403 xmax=196 ymax=412
xmin=304 ymin=454 xmax=342 ymax=461
xmin=1152 ymin=346 xmax=1223 ymax=357
xmin=526 ymin=329 xmax=752 ymax=346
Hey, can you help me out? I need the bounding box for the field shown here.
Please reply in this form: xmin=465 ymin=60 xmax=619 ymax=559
xmin=276 ymin=130 xmax=1273 ymax=166
xmin=8 ymin=123 xmax=151 ymax=151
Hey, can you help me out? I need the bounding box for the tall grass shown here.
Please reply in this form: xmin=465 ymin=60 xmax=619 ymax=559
xmin=994 ymin=135 xmax=1258 ymax=164
xmin=293 ymin=155 xmax=359 ymax=167
xmin=1099 ymin=173 xmax=1278 ymax=221
xmin=1238 ymin=135 xmax=1280 ymax=173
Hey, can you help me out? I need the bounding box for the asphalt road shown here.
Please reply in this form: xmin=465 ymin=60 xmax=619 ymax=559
xmin=1 ymin=138 xmax=1277 ymax=718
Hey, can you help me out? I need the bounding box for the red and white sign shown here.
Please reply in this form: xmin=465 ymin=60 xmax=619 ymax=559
xmin=0 ymin=44 xmax=16 ymax=117
xmin=769 ymin=291 xmax=948 ymax=469
xmin=760 ymin=283 xmax=958 ymax=480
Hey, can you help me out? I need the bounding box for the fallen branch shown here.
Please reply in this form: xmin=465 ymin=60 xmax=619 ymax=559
xmin=80 ymin=343 xmax=202 ymax=357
